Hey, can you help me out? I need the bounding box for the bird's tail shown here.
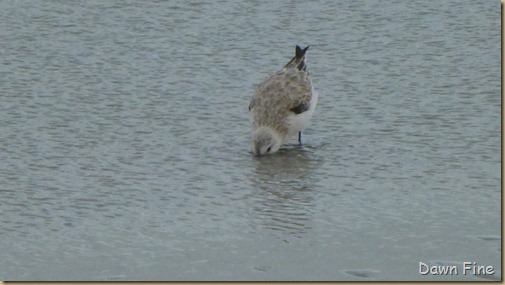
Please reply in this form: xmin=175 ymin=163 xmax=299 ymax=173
xmin=284 ymin=45 xmax=309 ymax=71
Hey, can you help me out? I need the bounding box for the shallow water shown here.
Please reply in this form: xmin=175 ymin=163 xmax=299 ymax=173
xmin=0 ymin=0 xmax=500 ymax=281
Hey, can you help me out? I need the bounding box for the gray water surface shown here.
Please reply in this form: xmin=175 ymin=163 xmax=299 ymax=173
xmin=0 ymin=1 xmax=501 ymax=281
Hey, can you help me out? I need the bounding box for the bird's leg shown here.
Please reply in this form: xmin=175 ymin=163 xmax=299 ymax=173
xmin=298 ymin=131 xmax=302 ymax=144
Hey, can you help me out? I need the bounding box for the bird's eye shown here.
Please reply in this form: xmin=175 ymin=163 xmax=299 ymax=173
xmin=267 ymin=146 xmax=272 ymax=153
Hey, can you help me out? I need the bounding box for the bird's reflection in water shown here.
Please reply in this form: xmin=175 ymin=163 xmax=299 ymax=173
xmin=248 ymin=145 xmax=317 ymax=241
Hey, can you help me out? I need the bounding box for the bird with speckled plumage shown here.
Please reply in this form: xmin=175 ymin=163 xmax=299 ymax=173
xmin=249 ymin=45 xmax=318 ymax=156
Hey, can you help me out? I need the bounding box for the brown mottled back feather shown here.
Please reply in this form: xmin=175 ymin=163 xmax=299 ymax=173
xmin=249 ymin=68 xmax=312 ymax=136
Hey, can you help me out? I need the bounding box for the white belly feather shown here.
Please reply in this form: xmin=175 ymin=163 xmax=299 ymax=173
xmin=285 ymin=86 xmax=318 ymax=142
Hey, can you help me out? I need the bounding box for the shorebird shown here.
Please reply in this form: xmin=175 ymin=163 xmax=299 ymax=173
xmin=249 ymin=45 xmax=318 ymax=156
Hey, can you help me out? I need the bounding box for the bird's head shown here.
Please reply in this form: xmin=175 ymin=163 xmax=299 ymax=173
xmin=251 ymin=127 xmax=283 ymax=156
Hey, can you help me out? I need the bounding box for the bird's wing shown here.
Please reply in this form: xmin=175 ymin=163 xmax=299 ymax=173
xmin=279 ymin=70 xmax=313 ymax=114
xmin=249 ymin=69 xmax=312 ymax=116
